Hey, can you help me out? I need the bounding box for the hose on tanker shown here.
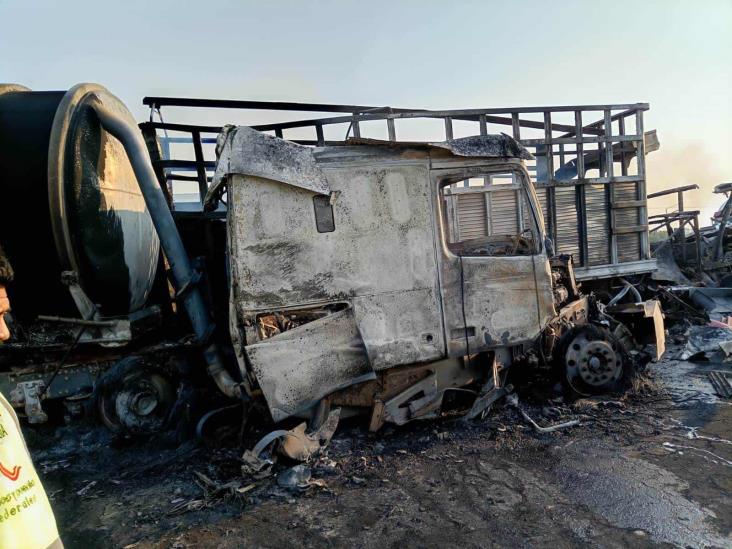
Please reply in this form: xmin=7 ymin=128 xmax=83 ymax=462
xmin=87 ymin=95 xmax=243 ymax=400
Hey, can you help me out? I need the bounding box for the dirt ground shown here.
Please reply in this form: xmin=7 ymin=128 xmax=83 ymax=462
xmin=27 ymin=340 xmax=732 ymax=549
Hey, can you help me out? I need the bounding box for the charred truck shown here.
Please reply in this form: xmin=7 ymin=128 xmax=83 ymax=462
xmin=0 ymin=85 xmax=664 ymax=433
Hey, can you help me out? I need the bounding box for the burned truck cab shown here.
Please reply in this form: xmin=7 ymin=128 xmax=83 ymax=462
xmin=211 ymin=127 xmax=573 ymax=428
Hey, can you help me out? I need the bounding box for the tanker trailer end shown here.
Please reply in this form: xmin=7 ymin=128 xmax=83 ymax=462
xmin=0 ymin=83 xmax=159 ymax=322
xmin=0 ymin=83 xmax=242 ymax=428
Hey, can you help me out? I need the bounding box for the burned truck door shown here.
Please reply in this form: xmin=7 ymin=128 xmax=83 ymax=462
xmin=434 ymin=162 xmax=555 ymax=356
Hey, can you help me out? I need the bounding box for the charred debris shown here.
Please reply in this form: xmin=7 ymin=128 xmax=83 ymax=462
xmin=0 ymin=85 xmax=729 ymax=453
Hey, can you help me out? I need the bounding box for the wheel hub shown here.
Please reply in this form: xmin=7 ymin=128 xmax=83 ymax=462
xmin=564 ymin=329 xmax=623 ymax=395
xmin=100 ymin=370 xmax=175 ymax=434
xmin=574 ymin=340 xmax=618 ymax=386
xmin=129 ymin=390 xmax=159 ymax=416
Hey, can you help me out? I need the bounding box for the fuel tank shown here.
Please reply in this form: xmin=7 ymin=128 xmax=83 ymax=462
xmin=0 ymin=83 xmax=159 ymax=320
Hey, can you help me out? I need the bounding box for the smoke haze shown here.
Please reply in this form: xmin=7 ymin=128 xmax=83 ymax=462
xmin=646 ymin=141 xmax=728 ymax=225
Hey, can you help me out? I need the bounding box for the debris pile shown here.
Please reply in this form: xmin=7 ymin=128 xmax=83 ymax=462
xmin=239 ymin=408 xmax=341 ymax=494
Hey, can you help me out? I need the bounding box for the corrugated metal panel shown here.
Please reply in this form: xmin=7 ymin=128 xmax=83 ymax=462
xmin=454 ymin=187 xmax=529 ymax=240
xmin=613 ymin=182 xmax=641 ymax=262
xmin=554 ymin=186 xmax=580 ymax=263
xmin=490 ymin=189 xmax=519 ymax=235
xmin=456 ymin=193 xmax=486 ymax=240
xmin=585 ymin=184 xmax=610 ymax=266
xmin=451 ymin=181 xmax=644 ymax=269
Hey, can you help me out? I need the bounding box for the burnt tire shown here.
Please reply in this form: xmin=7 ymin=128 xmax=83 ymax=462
xmin=94 ymin=356 xmax=177 ymax=435
xmin=557 ymin=325 xmax=627 ymax=398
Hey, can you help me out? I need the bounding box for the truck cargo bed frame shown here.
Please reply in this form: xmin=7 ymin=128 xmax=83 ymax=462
xmin=139 ymin=97 xmax=655 ymax=281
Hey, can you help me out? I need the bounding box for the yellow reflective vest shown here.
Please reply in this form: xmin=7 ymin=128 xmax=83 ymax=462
xmin=0 ymin=393 xmax=61 ymax=549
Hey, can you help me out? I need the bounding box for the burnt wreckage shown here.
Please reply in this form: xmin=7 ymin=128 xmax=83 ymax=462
xmin=0 ymin=86 xmax=664 ymax=433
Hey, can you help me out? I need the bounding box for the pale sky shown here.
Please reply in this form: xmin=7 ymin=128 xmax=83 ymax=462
xmin=2 ymin=0 xmax=731 ymax=219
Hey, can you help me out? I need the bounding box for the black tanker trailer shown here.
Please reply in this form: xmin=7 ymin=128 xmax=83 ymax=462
xmin=0 ymin=84 xmax=242 ymax=433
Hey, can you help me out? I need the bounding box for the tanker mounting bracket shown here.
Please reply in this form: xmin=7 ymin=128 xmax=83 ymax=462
xmin=61 ymin=270 xmax=98 ymax=321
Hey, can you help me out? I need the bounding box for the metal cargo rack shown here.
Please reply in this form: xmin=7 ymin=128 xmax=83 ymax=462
xmin=648 ymin=184 xmax=702 ymax=273
xmin=139 ymin=97 xmax=656 ymax=281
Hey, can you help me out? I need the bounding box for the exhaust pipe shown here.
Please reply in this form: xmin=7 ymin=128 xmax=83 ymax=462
xmin=88 ymin=94 xmax=243 ymax=399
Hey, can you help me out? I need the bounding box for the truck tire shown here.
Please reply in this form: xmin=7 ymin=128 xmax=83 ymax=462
xmin=93 ymin=356 xmax=177 ymax=435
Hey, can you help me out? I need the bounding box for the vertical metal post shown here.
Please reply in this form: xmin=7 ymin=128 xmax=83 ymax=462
xmin=191 ymin=130 xmax=208 ymax=204
xmin=678 ymin=190 xmax=685 ymax=212
xmin=604 ymin=109 xmax=616 ymax=264
xmin=352 ymin=115 xmax=361 ymax=138
xmin=636 ymin=110 xmax=649 ymax=259
xmin=315 ymin=124 xmax=325 ymax=146
xmin=618 ymin=117 xmax=628 ymax=177
xmin=604 ymin=109 xmax=614 ymax=182
xmin=544 ymin=111 xmax=565 ymax=258
xmin=444 ymin=117 xmax=454 ymax=140
xmin=479 ymin=114 xmax=488 ymax=136
xmin=574 ymin=111 xmax=584 ymax=179
xmin=275 ymin=128 xmax=283 ymax=138
xmin=161 ymin=133 xmax=171 ymax=162
xmin=387 ymin=118 xmax=396 ymax=142
xmin=479 ymin=114 xmax=489 ymax=186
xmin=559 ymin=144 xmax=566 ymax=173
xmin=607 ymin=182 xmax=618 ymax=265
xmin=511 ymin=113 xmax=521 ymax=140
xmin=543 ymin=112 xmax=554 ymax=182
xmin=596 ymin=111 xmax=616 ymax=264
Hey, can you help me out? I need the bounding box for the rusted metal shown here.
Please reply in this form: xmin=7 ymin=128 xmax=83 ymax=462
xmin=208 ymin=126 xmax=331 ymax=201
xmin=245 ymin=307 xmax=374 ymax=422
xmin=606 ymin=299 xmax=665 ymax=360
xmin=648 ymin=184 xmax=704 ymax=276
xmin=708 ymin=371 xmax=732 ymax=399
xmin=9 ymin=380 xmax=47 ymax=424
xmin=215 ymin=128 xmax=563 ymax=423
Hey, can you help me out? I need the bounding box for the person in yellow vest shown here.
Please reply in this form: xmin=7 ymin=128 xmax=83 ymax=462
xmin=0 ymin=244 xmax=63 ymax=549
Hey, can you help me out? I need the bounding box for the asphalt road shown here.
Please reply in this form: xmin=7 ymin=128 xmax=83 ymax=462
xmin=32 ymin=343 xmax=732 ymax=548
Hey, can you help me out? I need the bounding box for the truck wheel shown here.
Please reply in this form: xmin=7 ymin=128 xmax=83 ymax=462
xmin=559 ymin=325 xmax=625 ymax=397
xmin=94 ymin=356 xmax=177 ymax=435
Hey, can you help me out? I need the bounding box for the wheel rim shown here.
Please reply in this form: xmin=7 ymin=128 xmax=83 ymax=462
xmin=565 ymin=330 xmax=622 ymax=396
xmin=100 ymin=370 xmax=175 ymax=434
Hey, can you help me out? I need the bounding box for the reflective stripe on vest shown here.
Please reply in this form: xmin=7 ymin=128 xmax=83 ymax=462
xmin=0 ymin=394 xmax=60 ymax=549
